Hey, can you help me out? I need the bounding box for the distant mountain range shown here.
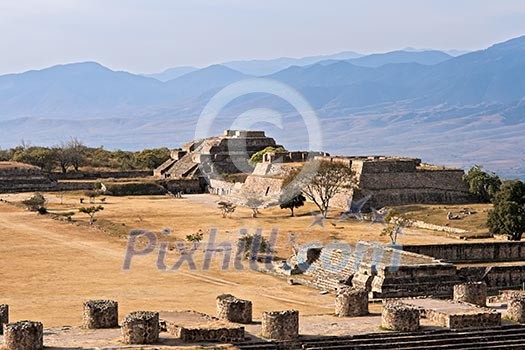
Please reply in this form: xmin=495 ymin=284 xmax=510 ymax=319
xmin=0 ymin=37 xmax=524 ymax=178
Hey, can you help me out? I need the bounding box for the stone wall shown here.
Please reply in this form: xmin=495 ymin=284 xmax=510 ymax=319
xmin=508 ymin=296 xmax=525 ymax=323
xmin=82 ymin=300 xmax=118 ymax=329
xmin=121 ymin=311 xmax=159 ymax=344
xmin=401 ymin=242 xmax=525 ymax=263
xmin=0 ymin=304 xmax=8 ymax=335
xmin=424 ymin=308 xmax=501 ymax=329
xmin=453 ymin=282 xmax=487 ymax=306
xmin=170 ymin=325 xmax=245 ymax=343
xmin=50 ymin=170 xmax=152 ymax=180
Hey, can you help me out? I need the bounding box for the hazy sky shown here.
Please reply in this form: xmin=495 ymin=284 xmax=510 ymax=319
xmin=1 ymin=0 xmax=525 ymax=75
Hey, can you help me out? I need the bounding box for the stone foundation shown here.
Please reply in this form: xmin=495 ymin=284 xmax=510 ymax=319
xmin=0 ymin=304 xmax=8 ymax=335
xmin=454 ymin=282 xmax=487 ymax=306
xmin=121 ymin=311 xmax=159 ymax=344
xmin=381 ymin=302 xmax=420 ymax=332
xmin=82 ymin=300 xmax=118 ymax=329
xmin=160 ymin=310 xmax=245 ymax=343
xmin=261 ymin=310 xmax=299 ymax=340
xmin=508 ymin=296 xmax=525 ymax=323
xmin=216 ymin=294 xmax=252 ymax=324
xmin=334 ymin=287 xmax=368 ymax=317
xmin=3 ymin=320 xmax=44 ymax=350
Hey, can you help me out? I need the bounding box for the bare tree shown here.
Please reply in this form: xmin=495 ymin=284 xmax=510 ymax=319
xmin=67 ymin=138 xmax=86 ymax=171
xmin=287 ymin=160 xmax=355 ymax=218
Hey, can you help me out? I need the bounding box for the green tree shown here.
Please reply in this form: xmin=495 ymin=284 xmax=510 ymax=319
xmin=463 ymin=165 xmax=502 ymax=203
xmin=13 ymin=147 xmax=57 ymax=171
xmin=134 ymin=148 xmax=171 ymax=169
xmin=79 ymin=205 xmax=104 ymax=225
xmin=250 ymin=146 xmax=286 ymax=163
xmin=22 ymin=192 xmax=47 ymax=212
xmin=279 ymin=193 xmax=306 ymax=217
xmin=487 ymin=181 xmax=525 ymax=241
xmin=287 ymin=160 xmax=355 ymax=218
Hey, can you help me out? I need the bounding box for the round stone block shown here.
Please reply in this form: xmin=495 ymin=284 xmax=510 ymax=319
xmin=454 ymin=282 xmax=487 ymax=306
xmin=381 ymin=302 xmax=420 ymax=332
xmin=335 ymin=287 xmax=369 ymax=317
xmin=261 ymin=310 xmax=299 ymax=340
xmin=216 ymin=294 xmax=252 ymax=324
xmin=82 ymin=299 xmax=118 ymax=329
xmin=121 ymin=311 xmax=159 ymax=344
xmin=0 ymin=304 xmax=9 ymax=335
xmin=508 ymin=295 xmax=525 ymax=323
xmin=3 ymin=320 xmax=44 ymax=350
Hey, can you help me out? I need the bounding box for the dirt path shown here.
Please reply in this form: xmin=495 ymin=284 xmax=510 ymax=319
xmin=0 ymin=202 xmax=332 ymax=327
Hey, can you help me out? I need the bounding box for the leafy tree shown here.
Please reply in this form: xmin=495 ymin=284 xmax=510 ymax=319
xmin=218 ymin=201 xmax=236 ymax=218
xmin=279 ymin=193 xmax=306 ymax=217
xmin=22 ymin=192 xmax=47 ymax=212
xmin=463 ymin=165 xmax=502 ymax=203
xmin=186 ymin=230 xmax=204 ymax=244
xmin=488 ymin=181 xmax=525 ymax=241
xmin=380 ymin=210 xmax=412 ymax=244
xmin=13 ymin=147 xmax=57 ymax=171
xmin=79 ymin=205 xmax=104 ymax=225
xmin=250 ymin=146 xmax=286 ymax=163
xmin=134 ymin=148 xmax=171 ymax=170
xmin=286 ymin=160 xmax=355 ymax=218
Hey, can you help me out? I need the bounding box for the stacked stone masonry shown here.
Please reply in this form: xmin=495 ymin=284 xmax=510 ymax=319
xmin=381 ymin=302 xmax=420 ymax=332
xmin=3 ymin=320 xmax=43 ymax=350
xmin=82 ymin=300 xmax=118 ymax=329
xmin=170 ymin=325 xmax=245 ymax=343
xmin=0 ymin=304 xmax=8 ymax=335
xmin=121 ymin=311 xmax=159 ymax=344
xmin=261 ymin=310 xmax=299 ymax=340
xmin=216 ymin=294 xmax=252 ymax=324
xmin=508 ymin=295 xmax=525 ymax=323
xmin=453 ymin=282 xmax=487 ymax=306
xmin=334 ymin=287 xmax=369 ymax=317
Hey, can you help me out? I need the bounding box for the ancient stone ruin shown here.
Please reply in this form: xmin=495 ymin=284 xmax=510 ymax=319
xmin=3 ymin=320 xmax=43 ymax=350
xmin=0 ymin=304 xmax=8 ymax=335
xmin=121 ymin=311 xmax=159 ymax=345
xmin=381 ymin=301 xmax=420 ymax=332
xmin=0 ymin=162 xmax=56 ymax=194
xmin=261 ymin=310 xmax=299 ymax=340
xmin=453 ymin=282 xmax=487 ymax=307
xmin=507 ymin=295 xmax=525 ymax=323
xmin=334 ymin=287 xmax=368 ymax=317
xmin=82 ymin=299 xmax=118 ymax=329
xmin=160 ymin=310 xmax=245 ymax=343
xmin=216 ymin=294 xmax=252 ymax=324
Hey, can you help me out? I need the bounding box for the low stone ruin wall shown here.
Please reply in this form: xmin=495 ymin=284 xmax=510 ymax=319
xmin=261 ymin=310 xmax=299 ymax=340
xmin=171 ymin=325 xmax=245 ymax=343
xmin=50 ymin=170 xmax=152 ymax=180
xmin=453 ymin=282 xmax=487 ymax=306
xmin=381 ymin=302 xmax=420 ymax=332
xmin=425 ymin=308 xmax=501 ymax=329
xmin=458 ymin=265 xmax=525 ymax=291
xmin=401 ymin=242 xmax=525 ymax=263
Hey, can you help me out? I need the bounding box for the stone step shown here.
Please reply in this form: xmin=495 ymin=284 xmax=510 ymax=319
xmin=301 ymin=326 xmax=525 ymax=350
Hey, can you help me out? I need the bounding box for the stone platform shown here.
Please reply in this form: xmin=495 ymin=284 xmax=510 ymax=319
xmin=159 ymin=310 xmax=245 ymax=343
xmin=398 ymin=298 xmax=501 ymax=329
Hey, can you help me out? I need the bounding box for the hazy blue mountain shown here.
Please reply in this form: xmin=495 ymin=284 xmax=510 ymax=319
xmin=144 ymin=66 xmax=198 ymax=82
xmin=221 ymin=51 xmax=363 ymax=75
xmin=0 ymin=62 xmax=166 ymax=118
xmin=1 ymin=37 xmax=525 ymax=177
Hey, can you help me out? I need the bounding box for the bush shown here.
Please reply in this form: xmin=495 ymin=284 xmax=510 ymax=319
xmin=106 ymin=182 xmax=168 ymax=196
xmin=488 ymin=180 xmax=525 ymax=241
xmin=22 ymin=192 xmax=46 ymax=212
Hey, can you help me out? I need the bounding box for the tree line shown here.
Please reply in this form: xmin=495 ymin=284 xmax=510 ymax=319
xmin=0 ymin=139 xmax=171 ymax=173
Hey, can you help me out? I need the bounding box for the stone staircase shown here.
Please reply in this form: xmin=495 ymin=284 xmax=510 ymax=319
xmin=235 ymin=324 xmax=525 ymax=350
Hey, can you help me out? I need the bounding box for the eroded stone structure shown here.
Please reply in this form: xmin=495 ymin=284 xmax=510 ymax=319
xmin=381 ymin=302 xmax=420 ymax=332
xmin=154 ymin=130 xmax=280 ymax=180
xmin=216 ymin=294 xmax=252 ymax=324
xmin=121 ymin=311 xmax=159 ymax=344
xmin=261 ymin=310 xmax=299 ymax=340
xmin=454 ymin=282 xmax=487 ymax=306
xmin=3 ymin=320 xmax=44 ymax=350
xmin=82 ymin=300 xmax=118 ymax=329
xmin=0 ymin=162 xmax=56 ymax=194
xmin=508 ymin=295 xmax=525 ymax=323
xmin=0 ymin=304 xmax=8 ymax=335
xmin=334 ymin=287 xmax=368 ymax=317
